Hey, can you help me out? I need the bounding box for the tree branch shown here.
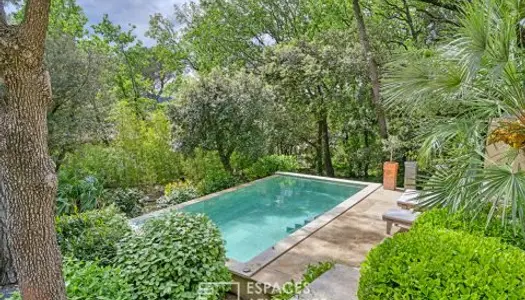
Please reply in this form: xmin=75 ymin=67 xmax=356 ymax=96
xmin=415 ymin=0 xmax=461 ymax=11
xmin=416 ymin=8 xmax=460 ymax=26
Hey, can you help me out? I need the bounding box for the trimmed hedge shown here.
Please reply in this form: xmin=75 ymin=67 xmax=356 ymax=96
xmin=116 ymin=212 xmax=231 ymax=300
xmin=359 ymin=228 xmax=525 ymax=299
xmin=56 ymin=206 xmax=131 ymax=265
xmin=414 ymin=208 xmax=525 ymax=250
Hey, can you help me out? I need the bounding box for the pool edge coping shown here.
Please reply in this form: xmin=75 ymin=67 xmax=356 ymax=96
xmin=227 ymin=172 xmax=381 ymax=277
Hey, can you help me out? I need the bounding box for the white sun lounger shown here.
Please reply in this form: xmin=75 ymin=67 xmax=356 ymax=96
xmin=396 ymin=189 xmax=419 ymax=209
xmin=382 ymin=208 xmax=420 ymax=234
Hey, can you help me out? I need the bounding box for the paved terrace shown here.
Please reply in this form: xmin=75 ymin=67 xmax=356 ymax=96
xmin=251 ymin=188 xmax=404 ymax=294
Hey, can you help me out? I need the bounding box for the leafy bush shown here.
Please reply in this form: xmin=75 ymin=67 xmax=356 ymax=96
xmin=414 ymin=208 xmax=525 ymax=250
xmin=245 ymin=155 xmax=299 ymax=180
xmin=197 ymin=170 xmax=240 ymax=195
xmin=60 ymin=107 xmax=182 ymax=188
xmin=272 ymin=262 xmax=334 ymax=300
xmin=103 ymin=188 xmax=146 ymax=217
xmin=56 ymin=174 xmax=105 ymax=215
xmin=358 ymin=228 xmax=525 ymax=299
xmin=116 ymin=212 xmax=231 ymax=300
xmin=63 ymin=259 xmax=132 ymax=299
xmin=157 ymin=181 xmax=199 ymax=207
xmin=56 ymin=206 xmax=131 ymax=265
xmin=9 ymin=259 xmax=133 ymax=300
xmin=182 ymin=149 xmax=225 ymax=182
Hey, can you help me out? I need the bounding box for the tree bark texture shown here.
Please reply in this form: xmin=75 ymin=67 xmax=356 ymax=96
xmin=0 ymin=195 xmax=16 ymax=286
xmin=320 ymin=115 xmax=334 ymax=177
xmin=352 ymin=0 xmax=389 ymax=139
xmin=0 ymin=0 xmax=67 ymax=299
xmin=316 ymin=120 xmax=324 ymax=175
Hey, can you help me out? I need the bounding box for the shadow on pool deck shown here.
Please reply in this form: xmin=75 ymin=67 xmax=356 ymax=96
xmin=250 ymin=187 xmax=404 ymax=291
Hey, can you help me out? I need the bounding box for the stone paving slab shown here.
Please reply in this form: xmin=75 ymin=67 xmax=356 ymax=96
xmin=293 ymin=264 xmax=360 ymax=300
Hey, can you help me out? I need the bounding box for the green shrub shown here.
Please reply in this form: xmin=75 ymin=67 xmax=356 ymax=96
xmin=60 ymin=108 xmax=182 ymax=188
xmin=272 ymin=262 xmax=334 ymax=300
xmin=245 ymin=155 xmax=299 ymax=180
xmin=414 ymin=208 xmax=525 ymax=250
xmin=358 ymin=228 xmax=525 ymax=299
xmin=64 ymin=258 xmax=133 ymax=300
xmin=157 ymin=181 xmax=199 ymax=207
xmin=56 ymin=206 xmax=131 ymax=265
xmin=9 ymin=259 xmax=132 ymax=300
xmin=116 ymin=212 xmax=231 ymax=300
xmin=182 ymin=149 xmax=225 ymax=183
xmin=197 ymin=170 xmax=240 ymax=195
xmin=56 ymin=174 xmax=105 ymax=215
xmin=103 ymin=188 xmax=146 ymax=217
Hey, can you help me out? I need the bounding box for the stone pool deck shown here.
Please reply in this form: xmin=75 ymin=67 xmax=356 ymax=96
xmin=250 ymin=187 xmax=404 ymax=294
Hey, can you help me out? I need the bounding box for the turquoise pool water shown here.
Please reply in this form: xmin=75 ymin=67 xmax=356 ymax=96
xmin=181 ymin=175 xmax=363 ymax=263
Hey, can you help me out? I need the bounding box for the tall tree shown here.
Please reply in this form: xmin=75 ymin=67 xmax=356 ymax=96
xmin=169 ymin=70 xmax=269 ymax=174
xmin=353 ymin=0 xmax=389 ymax=139
xmin=0 ymin=0 xmax=67 ymax=299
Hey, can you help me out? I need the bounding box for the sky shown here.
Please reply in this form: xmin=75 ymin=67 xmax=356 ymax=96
xmin=78 ymin=0 xmax=190 ymax=44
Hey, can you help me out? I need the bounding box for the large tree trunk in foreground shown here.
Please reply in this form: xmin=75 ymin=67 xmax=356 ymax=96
xmin=352 ymin=0 xmax=389 ymax=139
xmin=1 ymin=67 xmax=66 ymax=299
xmin=0 ymin=0 xmax=67 ymax=299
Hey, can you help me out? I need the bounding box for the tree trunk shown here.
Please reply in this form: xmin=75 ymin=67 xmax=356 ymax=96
xmin=219 ymin=152 xmax=234 ymax=175
xmin=402 ymin=0 xmax=418 ymax=41
xmin=320 ymin=115 xmax=334 ymax=177
xmin=1 ymin=67 xmax=67 ymax=300
xmin=316 ymin=120 xmax=324 ymax=175
xmin=0 ymin=196 xmax=16 ymax=286
xmin=352 ymin=0 xmax=389 ymax=139
xmin=0 ymin=1 xmax=67 ymax=298
xmin=363 ymin=129 xmax=370 ymax=178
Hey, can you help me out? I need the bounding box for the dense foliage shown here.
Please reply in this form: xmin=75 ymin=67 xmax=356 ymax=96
xmin=9 ymin=259 xmax=133 ymax=300
xmin=103 ymin=188 xmax=146 ymax=218
xmin=56 ymin=206 xmax=131 ymax=265
xmin=169 ymin=70 xmax=270 ymax=174
xmin=414 ymin=208 xmax=525 ymax=250
xmin=385 ymin=0 xmax=525 ymax=231
xmin=245 ymin=155 xmax=300 ymax=180
xmin=116 ymin=212 xmax=231 ymax=299
xmin=359 ymin=228 xmax=525 ymax=299
xmin=157 ymin=181 xmax=199 ymax=207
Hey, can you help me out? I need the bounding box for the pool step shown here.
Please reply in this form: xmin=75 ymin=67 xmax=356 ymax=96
xmin=287 ymin=218 xmax=317 ymax=233
xmin=286 ymin=223 xmax=306 ymax=234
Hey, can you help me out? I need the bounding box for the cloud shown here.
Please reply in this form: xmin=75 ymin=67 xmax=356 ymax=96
xmin=78 ymin=0 xmax=189 ymax=45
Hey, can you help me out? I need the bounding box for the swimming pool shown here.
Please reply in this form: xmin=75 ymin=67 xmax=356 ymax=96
xmin=182 ymin=175 xmax=363 ymax=262
xmin=131 ymin=173 xmax=380 ymax=275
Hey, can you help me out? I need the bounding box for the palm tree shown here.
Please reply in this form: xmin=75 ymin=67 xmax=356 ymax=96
xmin=384 ymin=0 xmax=525 ymax=231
